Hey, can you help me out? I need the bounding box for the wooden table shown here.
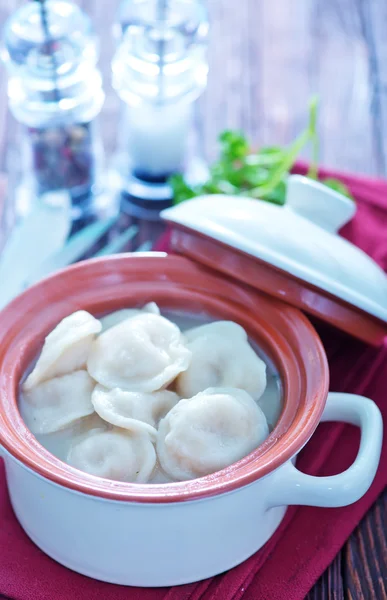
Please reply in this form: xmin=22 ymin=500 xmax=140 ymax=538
xmin=0 ymin=1 xmax=386 ymax=598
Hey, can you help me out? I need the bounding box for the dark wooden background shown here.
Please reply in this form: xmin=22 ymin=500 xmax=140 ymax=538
xmin=0 ymin=1 xmax=386 ymax=598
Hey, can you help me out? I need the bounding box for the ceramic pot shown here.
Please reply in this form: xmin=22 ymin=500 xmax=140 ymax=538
xmin=0 ymin=254 xmax=382 ymax=586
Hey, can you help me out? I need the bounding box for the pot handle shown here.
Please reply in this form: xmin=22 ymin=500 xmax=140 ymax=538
xmin=267 ymin=392 xmax=383 ymax=508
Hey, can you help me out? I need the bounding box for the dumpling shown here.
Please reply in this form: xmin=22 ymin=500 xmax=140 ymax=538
xmin=21 ymin=370 xmax=95 ymax=435
xmin=87 ymin=313 xmax=191 ymax=392
xmin=91 ymin=385 xmax=179 ymax=439
xmin=67 ymin=428 xmax=156 ymax=483
xmin=175 ymin=321 xmax=267 ymax=400
xmin=157 ymin=387 xmax=269 ymax=481
xmin=23 ymin=311 xmax=102 ymax=391
xmin=185 ymin=321 xmax=246 ymax=342
xmin=100 ymin=302 xmax=160 ymax=332
xmin=35 ymin=412 xmax=109 ymax=463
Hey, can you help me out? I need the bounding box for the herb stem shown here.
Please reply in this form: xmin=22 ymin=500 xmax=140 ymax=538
xmin=307 ymin=95 xmax=319 ymax=179
xmin=250 ymin=128 xmax=311 ymax=198
xmin=169 ymin=95 xmax=353 ymax=205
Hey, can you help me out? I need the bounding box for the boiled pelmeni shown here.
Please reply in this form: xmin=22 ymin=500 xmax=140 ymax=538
xmin=67 ymin=428 xmax=156 ymax=483
xmin=23 ymin=311 xmax=101 ymax=391
xmin=100 ymin=302 xmax=160 ymax=332
xmin=22 ymin=370 xmax=95 ymax=435
xmin=176 ymin=321 xmax=267 ymax=400
xmin=185 ymin=321 xmax=247 ymax=342
xmin=87 ymin=313 xmax=191 ymax=392
xmin=157 ymin=387 xmax=269 ymax=481
xmin=91 ymin=385 xmax=179 ymax=440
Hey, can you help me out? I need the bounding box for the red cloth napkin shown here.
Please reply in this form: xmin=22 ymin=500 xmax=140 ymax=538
xmin=1 ymin=164 xmax=387 ymax=600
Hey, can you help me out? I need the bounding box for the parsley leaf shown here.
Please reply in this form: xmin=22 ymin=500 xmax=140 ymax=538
xmin=169 ymin=96 xmax=353 ymax=206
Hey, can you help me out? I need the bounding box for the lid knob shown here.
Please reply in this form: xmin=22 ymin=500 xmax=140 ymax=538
xmin=286 ymin=175 xmax=356 ymax=232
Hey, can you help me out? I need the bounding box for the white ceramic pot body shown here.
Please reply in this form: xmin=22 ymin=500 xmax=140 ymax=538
xmin=1 ymin=392 xmax=382 ymax=587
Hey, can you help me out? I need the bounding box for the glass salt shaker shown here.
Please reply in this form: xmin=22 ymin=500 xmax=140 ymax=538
xmin=1 ymin=0 xmax=114 ymax=222
xmin=111 ymin=0 xmax=209 ymax=219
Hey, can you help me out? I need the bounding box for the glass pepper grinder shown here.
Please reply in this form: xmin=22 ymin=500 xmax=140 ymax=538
xmin=111 ymin=0 xmax=209 ymax=219
xmin=1 ymin=0 xmax=114 ymax=223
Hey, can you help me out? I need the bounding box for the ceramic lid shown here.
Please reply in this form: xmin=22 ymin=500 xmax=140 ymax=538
xmin=161 ymin=175 xmax=387 ymax=346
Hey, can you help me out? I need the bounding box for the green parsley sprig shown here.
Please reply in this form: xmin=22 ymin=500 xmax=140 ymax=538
xmin=170 ymin=96 xmax=352 ymax=205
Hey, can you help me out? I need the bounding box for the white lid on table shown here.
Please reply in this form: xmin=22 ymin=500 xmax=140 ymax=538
xmin=162 ymin=175 xmax=387 ymax=341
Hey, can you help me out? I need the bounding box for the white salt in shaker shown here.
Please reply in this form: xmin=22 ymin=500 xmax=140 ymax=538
xmin=111 ymin=0 xmax=209 ymax=214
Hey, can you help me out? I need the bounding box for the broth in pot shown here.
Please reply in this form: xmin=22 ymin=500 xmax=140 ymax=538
xmin=19 ymin=305 xmax=283 ymax=484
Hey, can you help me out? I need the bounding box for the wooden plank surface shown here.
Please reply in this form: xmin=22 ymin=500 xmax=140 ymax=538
xmin=0 ymin=1 xmax=386 ymax=599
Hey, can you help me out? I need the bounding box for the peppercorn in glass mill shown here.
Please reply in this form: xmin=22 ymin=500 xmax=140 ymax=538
xmin=111 ymin=0 xmax=209 ymax=222
xmin=1 ymin=0 xmax=113 ymax=223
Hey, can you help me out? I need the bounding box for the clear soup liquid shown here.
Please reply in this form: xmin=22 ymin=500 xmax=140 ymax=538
xmin=19 ymin=309 xmax=283 ymax=483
